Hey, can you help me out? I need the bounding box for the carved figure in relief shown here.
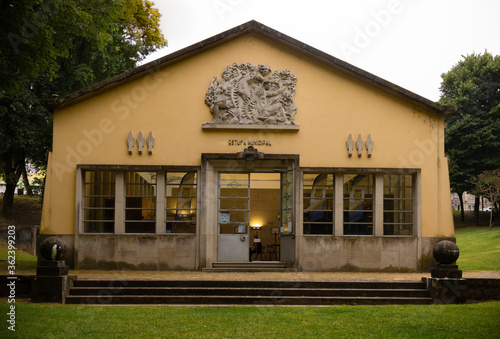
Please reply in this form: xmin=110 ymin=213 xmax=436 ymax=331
xmin=205 ymin=63 xmax=297 ymax=125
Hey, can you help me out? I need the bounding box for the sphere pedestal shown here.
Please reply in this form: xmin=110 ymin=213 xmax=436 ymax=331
xmin=33 ymin=237 xmax=71 ymax=303
xmin=431 ymin=240 xmax=462 ymax=278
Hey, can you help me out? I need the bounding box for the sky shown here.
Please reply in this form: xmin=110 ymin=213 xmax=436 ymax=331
xmin=141 ymin=0 xmax=500 ymax=102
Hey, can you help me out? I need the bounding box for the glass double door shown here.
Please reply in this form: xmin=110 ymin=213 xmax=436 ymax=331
xmin=217 ymin=171 xmax=294 ymax=263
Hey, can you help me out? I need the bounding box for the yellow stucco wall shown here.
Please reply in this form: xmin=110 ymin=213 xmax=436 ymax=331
xmin=41 ymin=32 xmax=453 ymax=237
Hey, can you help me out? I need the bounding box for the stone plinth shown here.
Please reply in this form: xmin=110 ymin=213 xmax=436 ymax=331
xmin=36 ymin=260 xmax=69 ymax=276
xmin=431 ymin=264 xmax=463 ymax=278
xmin=32 ymin=275 xmax=74 ymax=303
xmin=431 ymin=240 xmax=462 ymax=278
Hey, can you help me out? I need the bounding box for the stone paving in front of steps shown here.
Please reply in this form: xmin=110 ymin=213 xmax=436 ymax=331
xmin=68 ymin=270 xmax=500 ymax=282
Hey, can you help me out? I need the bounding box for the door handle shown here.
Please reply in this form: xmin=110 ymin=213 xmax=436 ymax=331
xmin=240 ymin=235 xmax=247 ymax=242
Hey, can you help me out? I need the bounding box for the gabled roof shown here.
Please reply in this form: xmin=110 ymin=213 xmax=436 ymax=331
xmin=46 ymin=20 xmax=455 ymax=116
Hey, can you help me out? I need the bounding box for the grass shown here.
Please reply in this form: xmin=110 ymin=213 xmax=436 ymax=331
xmin=0 ymin=195 xmax=42 ymax=227
xmin=0 ymin=240 xmax=37 ymax=272
xmin=1 ymin=302 xmax=499 ymax=338
xmin=455 ymin=226 xmax=500 ymax=271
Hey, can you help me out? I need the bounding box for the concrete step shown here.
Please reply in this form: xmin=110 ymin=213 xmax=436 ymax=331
xmin=66 ymin=279 xmax=432 ymax=305
xmin=212 ymin=261 xmax=287 ymax=268
xmin=204 ymin=261 xmax=292 ymax=272
xmin=202 ymin=267 xmax=298 ymax=272
xmin=72 ymin=279 xmax=426 ymax=290
xmin=69 ymin=286 xmax=430 ymax=298
xmin=65 ymin=294 xmax=433 ymax=306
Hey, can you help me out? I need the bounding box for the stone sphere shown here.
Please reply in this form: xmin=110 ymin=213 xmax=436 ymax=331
xmin=39 ymin=236 xmax=67 ymax=261
xmin=433 ymin=240 xmax=460 ymax=265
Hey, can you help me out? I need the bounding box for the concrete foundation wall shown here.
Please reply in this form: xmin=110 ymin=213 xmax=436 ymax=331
xmin=1 ymin=225 xmax=38 ymax=256
xmin=37 ymin=233 xmax=453 ymax=272
xmin=299 ymin=236 xmax=454 ymax=272
xmin=69 ymin=235 xmax=196 ymax=270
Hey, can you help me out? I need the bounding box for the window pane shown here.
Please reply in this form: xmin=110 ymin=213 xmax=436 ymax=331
xmin=383 ymin=174 xmax=414 ymax=236
xmin=303 ymin=174 xmax=334 ymax=235
xmin=219 ymin=173 xmax=249 ymax=235
xmin=125 ymin=171 xmax=156 ymax=233
xmin=84 ymin=206 xmax=115 ymax=221
xmin=219 ymin=223 xmax=247 ymax=235
xmin=219 ymin=198 xmax=248 ymax=210
xmin=344 ymin=224 xmax=373 ymax=235
xmin=304 ymin=223 xmax=333 ymax=235
xmin=343 ymin=174 xmax=374 ymax=235
xmin=125 ymin=222 xmax=155 ymax=233
xmin=166 ymin=221 xmax=196 ymax=233
xmin=219 ymin=173 xmax=249 ymax=188
xmin=83 ymin=171 xmax=115 ymax=233
xmin=166 ymin=172 xmax=197 ymax=233
xmin=84 ymin=221 xmax=114 ymax=233
xmin=344 ymin=211 xmax=373 ymax=223
xmin=383 ymin=224 xmax=413 ymax=236
xmin=126 ymin=171 xmax=156 ymax=196
xmin=383 ymin=211 xmax=413 ymax=223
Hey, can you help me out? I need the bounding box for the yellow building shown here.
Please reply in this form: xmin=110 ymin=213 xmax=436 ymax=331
xmin=41 ymin=21 xmax=455 ymax=272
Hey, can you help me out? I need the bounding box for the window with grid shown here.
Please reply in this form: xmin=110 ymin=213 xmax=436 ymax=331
xmin=343 ymin=174 xmax=374 ymax=235
xmin=166 ymin=172 xmax=197 ymax=233
xmin=383 ymin=174 xmax=414 ymax=235
xmin=303 ymin=173 xmax=334 ymax=234
xmin=83 ymin=171 xmax=115 ymax=233
xmin=125 ymin=171 xmax=156 ymax=233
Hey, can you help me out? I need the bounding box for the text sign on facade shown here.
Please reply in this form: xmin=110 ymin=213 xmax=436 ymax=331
xmin=228 ymin=139 xmax=272 ymax=146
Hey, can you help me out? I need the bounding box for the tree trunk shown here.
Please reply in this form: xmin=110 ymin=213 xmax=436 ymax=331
xmin=458 ymin=191 xmax=465 ymax=222
xmin=474 ymin=196 xmax=480 ymax=226
xmin=1 ymin=183 xmax=16 ymax=218
xmin=1 ymin=154 xmax=25 ymax=218
xmin=22 ymin=166 xmax=33 ymax=196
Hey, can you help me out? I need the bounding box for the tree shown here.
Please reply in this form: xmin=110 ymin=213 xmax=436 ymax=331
xmin=468 ymin=170 xmax=500 ymax=228
xmin=0 ymin=0 xmax=166 ymax=217
xmin=439 ymin=51 xmax=500 ymax=223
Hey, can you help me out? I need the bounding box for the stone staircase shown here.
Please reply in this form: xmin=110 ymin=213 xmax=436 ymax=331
xmin=65 ymin=279 xmax=432 ymax=305
xmin=202 ymin=261 xmax=297 ymax=272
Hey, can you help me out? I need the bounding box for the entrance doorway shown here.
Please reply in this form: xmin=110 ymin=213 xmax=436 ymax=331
xmin=217 ymin=172 xmax=287 ymax=262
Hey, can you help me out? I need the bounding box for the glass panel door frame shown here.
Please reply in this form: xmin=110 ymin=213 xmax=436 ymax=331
xmin=217 ymin=172 xmax=251 ymax=262
xmin=201 ymin=154 xmax=299 ymax=266
xmin=280 ymin=168 xmax=294 ymax=235
xmin=218 ymin=173 xmax=250 ymax=234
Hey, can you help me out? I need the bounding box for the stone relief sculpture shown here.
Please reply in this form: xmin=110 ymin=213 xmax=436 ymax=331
xmin=205 ymin=63 xmax=297 ymax=125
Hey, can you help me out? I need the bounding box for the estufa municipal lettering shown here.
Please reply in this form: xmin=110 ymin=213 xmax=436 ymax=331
xmin=228 ymin=140 xmax=271 ymax=146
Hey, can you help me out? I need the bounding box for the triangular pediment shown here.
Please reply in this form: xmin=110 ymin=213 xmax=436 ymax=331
xmin=46 ymin=20 xmax=454 ymax=116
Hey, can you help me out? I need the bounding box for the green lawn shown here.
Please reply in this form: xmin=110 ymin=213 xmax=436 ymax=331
xmin=0 ymin=242 xmax=37 ymax=273
xmin=455 ymin=226 xmax=500 ymax=271
xmin=1 ymin=302 xmax=499 ymax=338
